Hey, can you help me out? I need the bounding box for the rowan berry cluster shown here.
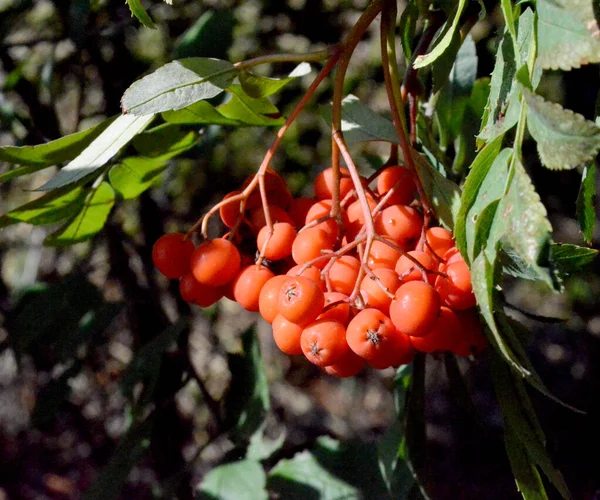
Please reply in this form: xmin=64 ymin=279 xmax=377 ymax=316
xmin=152 ymin=166 xmax=486 ymax=378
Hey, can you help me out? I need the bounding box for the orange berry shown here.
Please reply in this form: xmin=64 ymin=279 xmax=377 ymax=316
xmin=219 ymin=191 xmax=243 ymax=228
xmin=301 ymin=319 xmax=349 ymax=367
xmin=242 ymin=168 xmax=293 ymax=209
xmin=374 ymin=205 xmax=422 ymax=245
xmin=359 ymin=268 xmax=401 ymax=314
xmin=346 ymin=308 xmax=398 ymax=362
xmin=367 ymin=239 xmax=403 ymax=270
xmin=179 ymin=272 xmax=224 ymax=307
xmin=304 ymin=199 xmax=342 ymax=239
xmin=190 ymin=238 xmax=241 ymax=286
xmin=410 ymin=306 xmax=460 ymax=353
xmin=324 ymin=349 xmax=365 ymax=377
xmin=442 ymin=246 xmax=463 ymax=265
xmin=345 ymin=196 xmax=377 ymax=242
xmin=395 ymin=250 xmax=437 ymax=284
xmin=286 ymin=264 xmax=325 ymax=290
xmin=318 ymin=292 xmax=351 ymax=324
xmin=248 ymin=205 xmax=294 ymax=234
xmin=291 ymin=228 xmax=334 ymax=269
xmin=314 ymin=167 xmax=354 ymax=201
xmin=152 ymin=233 xmax=195 ymax=279
xmin=257 ymin=222 xmax=296 ymax=261
xmin=376 ymin=165 xmax=416 ymax=206
xmin=289 ymin=196 xmax=316 ymax=228
xmin=259 ymin=275 xmax=288 ymax=323
xmin=452 ymin=309 xmax=487 ymax=357
xmin=272 ymin=314 xmax=304 ymax=355
xmin=426 ymin=227 xmax=455 ymax=259
xmin=435 ymin=260 xmax=476 ymax=310
xmin=389 ymin=281 xmax=441 ymax=337
xmin=368 ymin=330 xmax=414 ymax=369
xmin=328 ymin=255 xmax=361 ymax=296
xmin=232 ymin=265 xmax=275 ymax=312
xmin=279 ymin=275 xmax=325 ymax=326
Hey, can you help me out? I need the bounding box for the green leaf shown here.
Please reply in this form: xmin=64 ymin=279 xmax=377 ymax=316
xmin=523 ymin=88 xmax=600 ymax=170
xmin=0 ymin=185 xmax=85 ymax=228
xmin=132 ymin=123 xmax=199 ymax=159
xmin=576 ymin=163 xmax=597 ymax=243
xmin=246 ymin=425 xmax=286 ymax=462
xmin=37 ymin=114 xmax=155 ymax=191
xmin=537 ymin=0 xmax=600 ymax=71
xmin=413 ymin=153 xmax=461 ymax=230
xmin=320 ymin=95 xmax=399 ymax=145
xmin=162 ymin=100 xmax=242 ymax=126
xmin=0 ymin=117 xmax=116 ymax=181
xmin=108 ymin=157 xmax=167 ymax=200
xmin=196 ymin=460 xmax=268 ymax=500
xmin=125 ymin=0 xmax=155 ymax=29
xmin=455 ymin=135 xmax=504 ymax=260
xmin=84 ymin=417 xmax=154 ymax=500
xmin=175 ymin=10 xmax=236 ymax=59
xmin=239 ymin=63 xmax=311 ymax=99
xmin=224 ymin=327 xmax=270 ymax=444
xmin=217 ymin=85 xmax=285 ymax=126
xmin=550 ymin=243 xmax=599 ymax=274
xmin=121 ymin=58 xmax=237 ymax=115
xmin=413 ymin=0 xmax=467 ymax=69
xmin=399 ymin=0 xmax=419 ymax=60
xmin=478 ymin=9 xmax=536 ymax=146
xmin=44 ymin=182 xmax=115 ymax=246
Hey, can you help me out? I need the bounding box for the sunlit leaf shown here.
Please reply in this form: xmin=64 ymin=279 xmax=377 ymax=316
xmin=523 ymin=89 xmax=600 ymax=170
xmin=162 ymin=100 xmax=241 ymax=125
xmin=239 ymin=63 xmax=311 ymax=99
xmin=196 ymin=460 xmax=268 ymax=500
xmin=132 ymin=123 xmax=199 ymax=159
xmin=37 ymin=114 xmax=155 ymax=191
xmin=125 ymin=0 xmax=155 ymax=29
xmin=109 ymin=157 xmax=167 ymax=200
xmin=121 ymin=58 xmax=237 ymax=115
xmin=218 ymin=85 xmax=285 ymax=126
xmin=44 ymin=182 xmax=115 ymax=246
xmin=576 ymin=163 xmax=597 ymax=243
xmin=537 ymin=0 xmax=600 ymax=71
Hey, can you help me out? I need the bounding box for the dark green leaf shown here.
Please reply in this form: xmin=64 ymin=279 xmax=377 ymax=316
xmin=37 ymin=114 xmax=155 ymax=191
xmin=0 ymin=186 xmax=85 ymax=228
xmin=523 ymin=89 xmax=600 ymax=170
xmin=84 ymin=417 xmax=154 ymax=500
xmin=399 ymin=0 xmax=419 ymax=60
xmin=472 ymin=199 xmax=500 ymax=259
xmin=162 ymin=100 xmax=242 ymax=126
xmin=239 ymin=63 xmax=311 ymax=99
xmin=550 ymin=243 xmax=598 ymax=274
xmin=320 ymin=95 xmax=399 ymax=144
xmin=125 ymin=0 xmax=155 ymax=29
xmin=121 ymin=58 xmax=237 ymax=115
xmin=196 ymin=460 xmax=268 ymax=500
xmin=0 ymin=117 xmax=116 ymax=181
xmin=132 ymin=123 xmax=199 ymax=159
xmin=109 ymin=157 xmax=167 ymax=200
xmin=44 ymin=182 xmax=115 ymax=246
xmin=455 ymin=135 xmax=504 ymax=260
xmin=537 ymin=0 xmax=600 ymax=71
xmin=576 ymin=163 xmax=596 ymax=243
xmin=413 ymin=153 xmax=461 ymax=230
xmin=224 ymin=327 xmax=270 ymax=444
xmin=175 ymin=10 xmax=236 ymax=59
xmin=478 ymin=9 xmax=535 ymax=145
xmin=505 ymin=423 xmax=548 ymax=500
xmin=413 ymin=0 xmax=467 ymax=69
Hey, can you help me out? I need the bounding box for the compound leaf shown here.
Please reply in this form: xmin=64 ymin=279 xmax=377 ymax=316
xmin=537 ymin=0 xmax=600 ymax=71
xmin=121 ymin=58 xmax=237 ymax=115
xmin=550 ymin=243 xmax=598 ymax=274
xmin=523 ymin=89 xmax=600 ymax=170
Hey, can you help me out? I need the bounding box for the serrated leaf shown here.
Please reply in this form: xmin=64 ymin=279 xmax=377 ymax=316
xmin=576 ymin=163 xmax=597 ymax=243
xmin=0 ymin=185 xmax=85 ymax=228
xmin=550 ymin=243 xmax=598 ymax=273
xmin=320 ymin=95 xmax=399 ymax=145
xmin=217 ymin=85 xmax=285 ymax=126
xmin=44 ymin=182 xmax=115 ymax=246
xmin=0 ymin=117 xmax=116 ymax=182
xmin=523 ymin=89 xmax=600 ymax=170
xmin=239 ymin=63 xmax=311 ymax=99
xmin=537 ymin=0 xmax=600 ymax=71
xmin=108 ymin=157 xmax=167 ymax=200
xmin=413 ymin=0 xmax=467 ymax=69
xmin=125 ymin=0 xmax=155 ymax=29
xmin=196 ymin=460 xmax=268 ymax=500
xmin=224 ymin=327 xmax=270 ymax=444
xmin=413 ymin=153 xmax=461 ymax=230
xmin=175 ymin=10 xmax=235 ymax=59
xmin=37 ymin=114 xmax=155 ymax=191
xmin=455 ymin=135 xmax=505 ymax=260
xmin=132 ymin=123 xmax=199 ymax=159
xmin=478 ymin=9 xmax=536 ymax=146
xmin=121 ymin=58 xmax=237 ymax=115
